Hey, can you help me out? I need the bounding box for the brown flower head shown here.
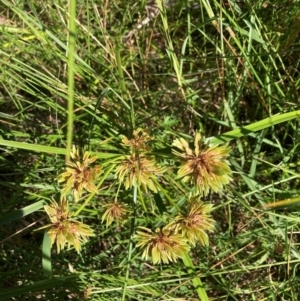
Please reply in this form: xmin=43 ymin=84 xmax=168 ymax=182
xmin=101 ymin=201 xmax=129 ymax=227
xmin=134 ymin=227 xmax=190 ymax=264
xmin=115 ymin=154 xmax=164 ymax=193
xmin=166 ymin=196 xmax=214 ymax=246
xmin=42 ymin=196 xmax=95 ymax=253
xmin=58 ymin=146 xmax=102 ymax=201
xmin=172 ymin=132 xmax=232 ymax=196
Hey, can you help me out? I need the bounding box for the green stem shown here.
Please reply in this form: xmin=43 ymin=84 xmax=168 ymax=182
xmin=121 ymin=185 xmax=137 ymax=300
xmin=115 ymin=44 xmax=135 ymax=132
xmin=66 ymin=0 xmax=76 ymax=161
xmin=182 ymin=252 xmax=209 ymax=301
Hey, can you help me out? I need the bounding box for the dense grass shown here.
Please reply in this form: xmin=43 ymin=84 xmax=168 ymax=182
xmin=1 ymin=0 xmax=300 ymax=300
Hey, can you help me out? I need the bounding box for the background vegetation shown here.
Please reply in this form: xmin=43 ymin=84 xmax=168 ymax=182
xmin=1 ymin=0 xmax=300 ymax=300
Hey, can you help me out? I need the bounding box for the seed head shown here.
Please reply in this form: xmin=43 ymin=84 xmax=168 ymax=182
xmin=42 ymin=196 xmax=95 ymax=253
xmin=58 ymin=146 xmax=102 ymax=201
xmin=134 ymin=227 xmax=190 ymax=264
xmin=121 ymin=128 xmax=152 ymax=152
xmin=172 ymin=132 xmax=232 ymax=196
xmin=101 ymin=202 xmax=129 ymax=227
xmin=166 ymin=196 xmax=215 ymax=246
xmin=115 ymin=154 xmax=164 ymax=193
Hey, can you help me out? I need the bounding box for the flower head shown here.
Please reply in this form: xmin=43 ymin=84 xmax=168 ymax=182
xmin=115 ymin=154 xmax=164 ymax=192
xmin=42 ymin=196 xmax=95 ymax=253
xmin=134 ymin=227 xmax=190 ymax=264
xmin=166 ymin=196 xmax=214 ymax=246
xmin=58 ymin=146 xmax=102 ymax=201
xmin=44 ymin=195 xmax=71 ymax=223
xmin=101 ymin=202 xmax=129 ymax=227
xmin=172 ymin=132 xmax=232 ymax=196
xmin=121 ymin=128 xmax=151 ymax=152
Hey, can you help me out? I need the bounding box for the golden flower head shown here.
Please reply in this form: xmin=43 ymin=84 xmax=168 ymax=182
xmin=166 ymin=196 xmax=215 ymax=246
xmin=58 ymin=146 xmax=102 ymax=202
xmin=42 ymin=196 xmax=95 ymax=253
xmin=101 ymin=201 xmax=129 ymax=227
xmin=121 ymin=128 xmax=152 ymax=152
xmin=115 ymin=154 xmax=164 ymax=193
xmin=172 ymin=132 xmax=232 ymax=196
xmin=134 ymin=226 xmax=190 ymax=264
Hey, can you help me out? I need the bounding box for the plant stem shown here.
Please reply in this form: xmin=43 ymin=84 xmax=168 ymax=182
xmin=66 ymin=0 xmax=76 ymax=161
xmin=182 ymin=252 xmax=209 ymax=301
xmin=121 ymin=185 xmax=137 ymax=300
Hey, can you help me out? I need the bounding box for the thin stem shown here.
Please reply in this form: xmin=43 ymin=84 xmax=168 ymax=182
xmin=121 ymin=184 xmax=137 ymax=300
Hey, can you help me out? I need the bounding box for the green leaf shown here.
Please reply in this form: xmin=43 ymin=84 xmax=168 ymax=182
xmin=42 ymin=231 xmax=52 ymax=276
xmin=0 ymin=275 xmax=78 ymax=299
xmin=182 ymin=252 xmax=209 ymax=301
xmin=0 ymin=139 xmax=67 ymax=155
xmin=153 ymin=193 xmax=167 ymax=214
xmin=0 ymin=201 xmax=45 ymax=226
xmin=207 ymin=110 xmax=300 ymax=145
xmin=264 ymin=197 xmax=300 ymax=209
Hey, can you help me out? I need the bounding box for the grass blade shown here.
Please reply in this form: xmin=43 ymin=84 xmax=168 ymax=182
xmin=42 ymin=231 xmax=52 ymax=277
xmin=66 ymin=0 xmax=77 ymax=161
xmin=0 ymin=201 xmax=45 ymax=226
xmin=208 ymin=110 xmax=300 ymax=145
xmin=182 ymin=252 xmax=209 ymax=301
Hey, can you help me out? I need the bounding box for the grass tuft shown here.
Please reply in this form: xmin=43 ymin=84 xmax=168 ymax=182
xmin=1 ymin=0 xmax=300 ymax=300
